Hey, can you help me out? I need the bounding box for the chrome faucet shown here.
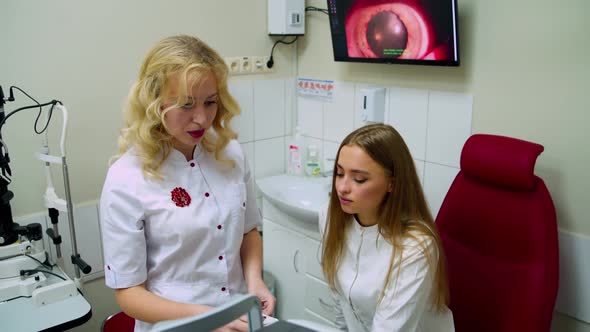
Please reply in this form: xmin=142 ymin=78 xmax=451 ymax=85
xmin=321 ymin=170 xmax=333 ymax=177
xmin=322 ymin=157 xmax=336 ymax=177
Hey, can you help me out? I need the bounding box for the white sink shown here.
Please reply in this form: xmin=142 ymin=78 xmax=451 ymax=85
xmin=256 ymin=174 xmax=332 ymax=224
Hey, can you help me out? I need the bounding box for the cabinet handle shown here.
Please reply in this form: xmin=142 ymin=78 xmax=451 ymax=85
xmin=293 ymin=249 xmax=300 ymax=273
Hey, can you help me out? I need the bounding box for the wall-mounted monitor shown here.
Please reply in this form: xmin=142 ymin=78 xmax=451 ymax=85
xmin=326 ymin=0 xmax=460 ymax=66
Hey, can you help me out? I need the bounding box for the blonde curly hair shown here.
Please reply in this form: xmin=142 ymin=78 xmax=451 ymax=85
xmin=113 ymin=35 xmax=239 ymax=180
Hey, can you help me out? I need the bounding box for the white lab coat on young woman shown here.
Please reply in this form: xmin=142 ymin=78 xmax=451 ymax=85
xmin=319 ymin=205 xmax=455 ymax=332
xmin=100 ymin=140 xmax=260 ymax=332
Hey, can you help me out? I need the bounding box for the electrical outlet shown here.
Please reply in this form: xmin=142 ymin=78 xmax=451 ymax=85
xmin=226 ymin=56 xmax=273 ymax=75
xmin=225 ymin=57 xmax=241 ymax=75
xmin=240 ymin=56 xmax=252 ymax=73
xmin=262 ymin=56 xmax=275 ymax=73
xmin=251 ymin=56 xmax=265 ymax=73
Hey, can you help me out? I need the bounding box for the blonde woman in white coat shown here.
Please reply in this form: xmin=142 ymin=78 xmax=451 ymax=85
xmin=100 ymin=35 xmax=274 ymax=332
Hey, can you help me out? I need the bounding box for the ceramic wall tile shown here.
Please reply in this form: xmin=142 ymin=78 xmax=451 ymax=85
xmin=254 ymin=80 xmax=286 ymax=140
xmin=388 ymin=88 xmax=429 ymax=160
xmin=425 ymin=92 xmax=473 ymax=167
xmin=229 ymin=80 xmax=254 ymax=143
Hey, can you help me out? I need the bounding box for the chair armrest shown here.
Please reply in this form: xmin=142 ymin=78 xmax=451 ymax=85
xmin=152 ymin=294 xmax=263 ymax=332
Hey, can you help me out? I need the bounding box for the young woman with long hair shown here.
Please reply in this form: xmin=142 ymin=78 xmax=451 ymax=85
xmin=320 ymin=123 xmax=454 ymax=331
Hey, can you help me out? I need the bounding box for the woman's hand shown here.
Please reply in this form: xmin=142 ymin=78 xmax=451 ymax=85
xmin=248 ymin=278 xmax=276 ymax=316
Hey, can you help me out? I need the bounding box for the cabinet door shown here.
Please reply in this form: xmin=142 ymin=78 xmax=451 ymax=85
xmin=301 ymin=236 xmax=324 ymax=281
xmin=262 ymin=219 xmax=307 ymax=320
xmin=305 ymin=275 xmax=338 ymax=324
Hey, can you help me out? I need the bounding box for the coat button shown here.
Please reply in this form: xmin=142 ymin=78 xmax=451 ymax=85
xmin=190 ymin=162 xmax=195 ymax=167
xmin=221 ymin=287 xmax=226 ymax=292
xmin=242 ymin=202 xmax=246 ymax=207
xmin=205 ymin=192 xmax=210 ymax=197
xmin=217 ymin=225 xmax=222 ymax=230
xmin=218 ymin=255 xmax=223 ymax=260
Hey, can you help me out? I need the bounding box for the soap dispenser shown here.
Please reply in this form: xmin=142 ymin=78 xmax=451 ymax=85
xmin=305 ymin=144 xmax=321 ymax=177
xmin=287 ymin=126 xmax=305 ymax=176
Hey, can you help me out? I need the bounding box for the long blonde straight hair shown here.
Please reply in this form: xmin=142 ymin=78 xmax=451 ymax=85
xmin=321 ymin=123 xmax=449 ymax=310
xmin=113 ymin=35 xmax=239 ymax=179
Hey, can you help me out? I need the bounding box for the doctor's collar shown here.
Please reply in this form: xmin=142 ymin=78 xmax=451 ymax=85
xmin=169 ymin=144 xmax=202 ymax=164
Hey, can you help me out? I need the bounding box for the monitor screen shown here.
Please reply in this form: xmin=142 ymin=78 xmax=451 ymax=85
xmin=327 ymin=0 xmax=460 ymax=66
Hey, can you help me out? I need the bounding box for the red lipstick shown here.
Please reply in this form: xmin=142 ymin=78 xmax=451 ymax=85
xmin=188 ymin=129 xmax=205 ymax=139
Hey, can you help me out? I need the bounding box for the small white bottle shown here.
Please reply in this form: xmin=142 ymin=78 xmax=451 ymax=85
xmin=305 ymin=144 xmax=321 ymax=177
xmin=288 ymin=126 xmax=305 ymax=176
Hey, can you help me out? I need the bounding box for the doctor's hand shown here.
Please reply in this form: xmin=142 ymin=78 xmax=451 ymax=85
xmin=248 ymin=278 xmax=276 ymax=316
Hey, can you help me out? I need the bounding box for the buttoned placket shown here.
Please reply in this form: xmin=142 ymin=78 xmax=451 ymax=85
xmin=349 ymin=227 xmax=367 ymax=327
xmin=197 ymin=176 xmax=227 ymax=293
xmin=188 ymin=155 xmax=228 ymax=294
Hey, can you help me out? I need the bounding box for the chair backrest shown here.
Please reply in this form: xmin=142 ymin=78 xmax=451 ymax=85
xmin=435 ymin=134 xmax=559 ymax=332
xmin=102 ymin=311 xmax=135 ymax=332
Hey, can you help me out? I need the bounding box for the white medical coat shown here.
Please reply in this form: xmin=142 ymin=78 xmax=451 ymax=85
xmin=100 ymin=140 xmax=260 ymax=332
xmin=319 ymin=205 xmax=454 ymax=332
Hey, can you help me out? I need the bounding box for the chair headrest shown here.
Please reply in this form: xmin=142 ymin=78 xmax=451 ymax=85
xmin=460 ymin=134 xmax=544 ymax=191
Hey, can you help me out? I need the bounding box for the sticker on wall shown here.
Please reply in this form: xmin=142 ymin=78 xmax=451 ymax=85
xmin=297 ymin=78 xmax=334 ymax=101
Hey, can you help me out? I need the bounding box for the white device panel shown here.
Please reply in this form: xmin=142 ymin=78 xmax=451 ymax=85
xmin=268 ymin=0 xmax=305 ymax=36
xmin=360 ymin=88 xmax=386 ymax=123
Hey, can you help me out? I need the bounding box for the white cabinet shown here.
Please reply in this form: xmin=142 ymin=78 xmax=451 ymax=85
xmin=263 ymin=218 xmax=307 ymax=319
xmin=261 ymin=199 xmax=338 ymax=327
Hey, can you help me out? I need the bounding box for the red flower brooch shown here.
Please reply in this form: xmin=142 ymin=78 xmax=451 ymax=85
xmin=171 ymin=187 xmax=191 ymax=207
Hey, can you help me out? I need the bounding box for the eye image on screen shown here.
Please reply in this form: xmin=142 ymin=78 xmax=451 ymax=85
xmin=327 ymin=0 xmax=459 ymax=65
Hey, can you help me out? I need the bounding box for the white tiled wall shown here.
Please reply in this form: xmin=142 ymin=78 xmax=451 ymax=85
xmin=388 ymin=88 xmax=429 ymax=160
xmin=229 ymin=80 xmax=255 ymax=143
xmin=425 ymin=91 xmax=473 ymax=168
xmin=297 ymin=97 xmax=324 ymax=139
xmin=253 ymin=80 xmax=287 ymax=141
xmin=228 ymin=77 xmax=473 ymax=218
xmin=296 ymin=80 xmax=473 ymax=218
xmin=324 ymin=83 xmax=355 ymax=143
xmin=229 ymin=78 xmax=292 ymax=182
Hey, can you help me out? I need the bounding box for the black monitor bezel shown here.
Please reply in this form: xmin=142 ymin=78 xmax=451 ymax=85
xmin=326 ymin=0 xmax=460 ymax=67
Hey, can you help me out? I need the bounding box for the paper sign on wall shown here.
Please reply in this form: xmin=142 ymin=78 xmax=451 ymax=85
xmin=297 ymin=78 xmax=334 ymax=101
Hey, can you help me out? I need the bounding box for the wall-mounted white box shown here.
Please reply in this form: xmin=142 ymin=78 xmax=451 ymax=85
xmin=268 ymin=0 xmax=305 ymax=36
xmin=360 ymin=87 xmax=386 ymax=123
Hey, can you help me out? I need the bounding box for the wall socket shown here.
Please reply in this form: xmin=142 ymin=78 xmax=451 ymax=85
xmin=240 ymin=56 xmax=252 ymax=73
xmin=225 ymin=57 xmax=241 ymax=74
xmin=225 ymin=56 xmax=274 ymax=75
xmin=251 ymin=56 xmax=265 ymax=73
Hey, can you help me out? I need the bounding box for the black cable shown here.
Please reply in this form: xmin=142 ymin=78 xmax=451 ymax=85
xmin=21 ymin=269 xmax=66 ymax=281
xmin=25 ymin=253 xmax=54 ymax=270
xmin=3 ymin=295 xmax=32 ymax=302
xmin=267 ymin=36 xmax=299 ymax=69
xmin=1 ymin=267 xmax=65 ymax=280
xmin=34 ymin=101 xmax=59 ymax=134
xmin=9 ymin=86 xmax=39 ymax=105
xmin=0 ymin=99 xmax=59 ymax=132
xmin=1 ymin=86 xmax=61 ymax=134
xmin=305 ymin=6 xmax=329 ymax=15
